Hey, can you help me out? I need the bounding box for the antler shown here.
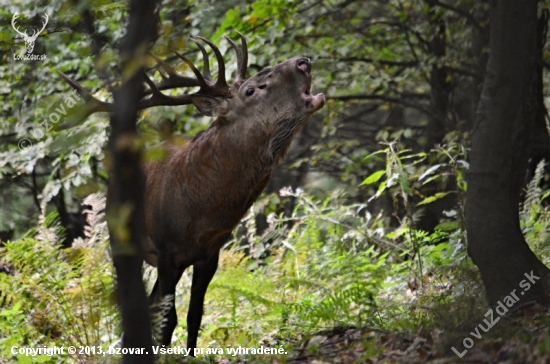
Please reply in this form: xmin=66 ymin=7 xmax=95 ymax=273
xmin=11 ymin=13 xmax=28 ymax=39
xmin=31 ymin=14 xmax=49 ymax=40
xmin=11 ymin=13 xmax=48 ymax=41
xmin=224 ymin=31 xmax=248 ymax=82
xmin=57 ymin=34 xmax=248 ymax=119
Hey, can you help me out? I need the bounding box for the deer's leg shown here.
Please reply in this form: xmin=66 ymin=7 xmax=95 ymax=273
xmin=186 ymin=252 xmax=220 ymax=352
xmin=154 ymin=251 xmax=187 ymax=346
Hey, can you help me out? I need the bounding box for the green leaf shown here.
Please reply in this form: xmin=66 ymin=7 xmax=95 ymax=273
xmin=0 ymin=29 xmax=13 ymax=44
xmin=363 ymin=149 xmax=388 ymax=163
xmin=368 ymin=181 xmax=387 ymax=202
xmin=0 ymin=301 xmax=22 ymax=317
xmin=430 ymin=242 xmax=450 ymax=252
xmin=417 ymin=192 xmax=451 ymax=206
xmin=17 ymin=354 xmax=32 ymax=364
xmin=435 ymin=221 xmax=459 ymax=231
xmin=399 ymin=174 xmax=412 ymax=195
xmin=361 ymin=170 xmax=386 ymax=185
xmin=419 ymin=164 xmax=442 ymax=181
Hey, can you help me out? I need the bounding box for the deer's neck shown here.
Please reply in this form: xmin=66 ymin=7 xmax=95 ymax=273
xmin=192 ymin=120 xmax=274 ymax=178
xmin=167 ymin=121 xmax=274 ymax=214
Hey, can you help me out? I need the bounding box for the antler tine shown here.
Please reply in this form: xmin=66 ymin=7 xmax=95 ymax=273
xmin=56 ymin=70 xmax=111 ymax=112
xmin=195 ymin=36 xmax=228 ymax=88
xmin=57 ymin=69 xmax=194 ymax=116
xmin=172 ymin=50 xmax=209 ymax=90
xmin=11 ymin=12 xmax=26 ymax=37
xmin=224 ymin=32 xmax=248 ymax=82
xmin=146 ymin=52 xmax=200 ymax=95
xmin=140 ymin=73 xmax=194 ymax=109
xmin=149 ymin=51 xmax=176 ymax=75
xmin=57 ymin=35 xmax=237 ymax=117
xmin=142 ymin=72 xmax=162 ymax=94
xmin=234 ymin=31 xmax=248 ymax=81
xmin=189 ymin=38 xmax=213 ymax=83
xmin=38 ymin=13 xmax=48 ymax=33
xmin=224 ymin=36 xmax=242 ymax=82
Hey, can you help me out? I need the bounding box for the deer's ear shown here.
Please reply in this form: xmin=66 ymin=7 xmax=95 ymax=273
xmin=191 ymin=95 xmax=228 ymax=117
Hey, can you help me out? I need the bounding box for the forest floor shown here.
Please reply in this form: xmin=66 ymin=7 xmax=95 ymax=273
xmin=278 ymin=304 xmax=550 ymax=363
xmin=173 ymin=303 xmax=550 ymax=364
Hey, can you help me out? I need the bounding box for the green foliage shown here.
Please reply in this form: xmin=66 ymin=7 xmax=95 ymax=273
xmin=168 ymin=189 xmax=392 ymax=351
xmin=0 ymin=136 xmax=480 ymax=362
xmin=160 ymin=172 xmax=469 ymax=354
xmin=0 ymin=194 xmax=118 ymax=363
xmin=7 ymin=143 xmax=550 ymax=361
xmin=521 ymin=160 xmax=550 ymax=263
xmin=360 ymin=141 xmax=468 ymax=281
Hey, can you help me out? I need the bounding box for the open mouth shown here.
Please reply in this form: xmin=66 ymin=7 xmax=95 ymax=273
xmin=301 ymin=82 xmax=325 ymax=112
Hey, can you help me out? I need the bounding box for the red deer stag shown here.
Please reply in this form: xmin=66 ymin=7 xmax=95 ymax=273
xmin=58 ymin=34 xmax=325 ymax=350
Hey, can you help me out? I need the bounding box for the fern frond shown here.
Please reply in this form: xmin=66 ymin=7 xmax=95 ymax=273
xmin=523 ymin=159 xmax=546 ymax=214
xmin=296 ymin=282 xmax=376 ymax=328
xmin=82 ymin=193 xmax=107 ymax=232
xmin=35 ymin=182 xmax=60 ymax=244
xmin=211 ymin=283 xmax=277 ymax=307
xmin=0 ymin=274 xmax=18 ymax=307
xmin=150 ymin=294 xmax=174 ymax=345
xmin=73 ymin=193 xmax=108 ymax=248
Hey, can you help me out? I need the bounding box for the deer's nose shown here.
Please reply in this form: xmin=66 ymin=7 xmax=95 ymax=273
xmin=297 ymin=58 xmax=311 ymax=74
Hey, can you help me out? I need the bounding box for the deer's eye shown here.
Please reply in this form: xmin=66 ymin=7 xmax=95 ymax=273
xmin=246 ymin=88 xmax=255 ymax=96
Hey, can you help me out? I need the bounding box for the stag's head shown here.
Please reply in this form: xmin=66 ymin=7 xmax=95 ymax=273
xmin=184 ymin=36 xmax=324 ymax=159
xmin=192 ymin=54 xmax=324 ymax=122
xmin=11 ymin=12 xmax=49 ymax=54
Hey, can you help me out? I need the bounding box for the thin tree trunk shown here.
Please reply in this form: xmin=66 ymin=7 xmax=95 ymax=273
xmin=466 ymin=0 xmax=550 ymax=306
xmin=425 ymin=0 xmax=450 ymax=149
xmin=106 ymin=0 xmax=158 ymax=362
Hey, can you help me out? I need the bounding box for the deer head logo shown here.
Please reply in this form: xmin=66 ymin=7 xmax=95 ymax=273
xmin=11 ymin=12 xmax=48 ymax=54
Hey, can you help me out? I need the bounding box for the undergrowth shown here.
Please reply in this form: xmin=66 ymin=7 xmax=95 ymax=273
xmin=1 ymin=145 xmax=549 ymax=363
xmin=0 ymin=193 xmax=118 ymax=363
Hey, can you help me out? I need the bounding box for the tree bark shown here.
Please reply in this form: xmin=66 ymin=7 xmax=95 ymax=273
xmin=425 ymin=0 xmax=451 ymax=149
xmin=106 ymin=0 xmax=158 ymax=362
xmin=528 ymin=9 xmax=550 ymax=176
xmin=466 ymin=0 xmax=550 ymax=307
xmin=455 ymin=0 xmax=489 ymax=134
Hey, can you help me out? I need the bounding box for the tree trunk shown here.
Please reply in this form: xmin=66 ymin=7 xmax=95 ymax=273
xmin=528 ymin=9 xmax=550 ymax=177
xmin=425 ymin=0 xmax=451 ymax=149
xmin=456 ymin=0 xmax=489 ymax=134
xmin=465 ymin=0 xmax=550 ymax=306
xmin=106 ymin=0 xmax=158 ymax=362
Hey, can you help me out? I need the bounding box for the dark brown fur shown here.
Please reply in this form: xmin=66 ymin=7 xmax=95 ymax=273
xmin=143 ymin=49 xmax=325 ymax=350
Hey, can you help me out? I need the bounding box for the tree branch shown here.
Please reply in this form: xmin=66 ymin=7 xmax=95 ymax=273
xmin=428 ymin=0 xmax=484 ymax=32
xmin=327 ymin=93 xmax=436 ymax=119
